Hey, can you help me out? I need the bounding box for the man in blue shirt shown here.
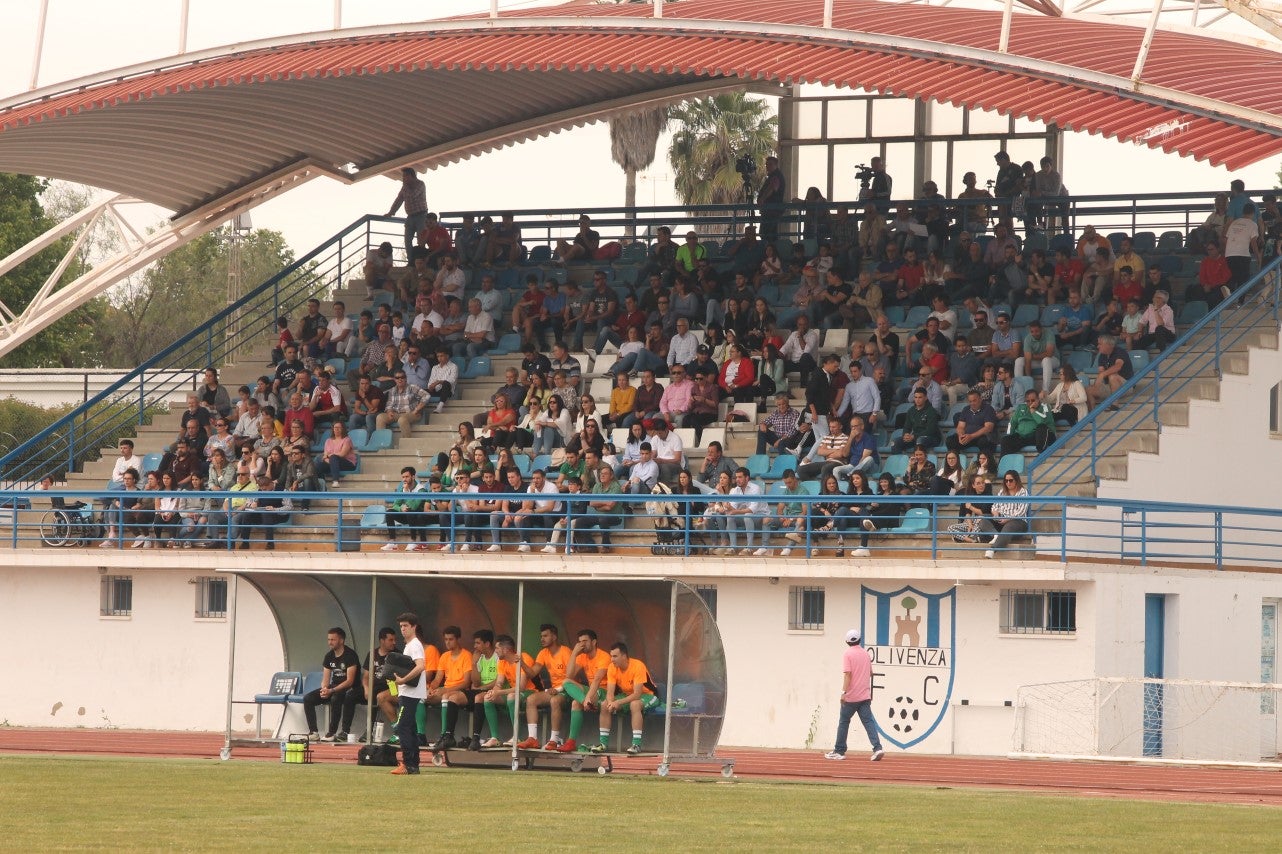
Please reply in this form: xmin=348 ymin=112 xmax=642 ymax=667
xmin=947 ymin=390 xmax=998 ymax=455
xmin=1055 ymin=289 xmax=1095 ymax=350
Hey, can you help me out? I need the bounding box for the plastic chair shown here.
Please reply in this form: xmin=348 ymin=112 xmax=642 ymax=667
xmin=1157 ymin=231 xmax=1184 ymax=253
xmin=359 ymin=505 xmax=386 ymax=530
xmin=289 ymin=671 xmax=324 ymax=707
xmin=1132 ymin=231 xmax=1157 ymax=252
xmin=766 ymin=454 xmax=799 ymax=480
xmin=883 ymin=306 xmax=906 ymax=327
xmin=1012 ymin=304 xmax=1040 ymax=327
xmin=141 ymin=452 xmax=164 ymax=475
xmin=309 ymin=428 xmax=332 ymax=453
xmin=528 ymin=245 xmax=553 ymax=264
xmin=324 ymin=358 xmax=347 ymax=381
xmin=462 ymin=356 xmax=492 ymax=380
xmin=1178 ymin=301 xmax=1208 ymax=325
xmin=1023 ymin=231 xmax=1048 ymax=253
xmin=1066 ymin=350 xmax=1093 ymax=374
xmin=889 ymin=508 xmax=931 ymax=534
xmin=245 ymin=671 xmax=302 ymax=740
xmin=881 ymin=454 xmax=909 ymax=479
xmin=1106 ymin=232 xmax=1128 ymax=252
xmin=1128 ymin=349 xmax=1150 ymax=373
xmin=530 ymin=454 xmax=552 ymax=473
xmin=621 ymin=242 xmax=648 ymax=263
xmin=997 ymin=453 xmax=1026 ymax=475
xmin=1048 ymin=233 xmax=1076 ymax=255
xmin=363 ymin=429 xmax=394 ymax=452
xmin=490 ymin=332 xmax=521 ymax=356
xmin=347 ymin=428 xmax=370 ymax=451
xmin=904 ymin=305 xmax=932 ymax=329
xmin=1156 ymin=255 xmax=1181 ymax=275
xmin=1040 ymin=304 xmax=1066 ymax=328
xmin=745 ymin=454 xmax=770 ymax=479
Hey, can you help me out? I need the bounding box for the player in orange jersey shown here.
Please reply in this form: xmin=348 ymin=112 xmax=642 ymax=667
xmin=514 ymin=623 xmax=572 ymax=751
xmin=589 ymin=641 xmax=661 ymax=755
xmin=557 ymin=628 xmax=611 ymax=753
xmin=426 ymin=626 xmax=473 ymax=750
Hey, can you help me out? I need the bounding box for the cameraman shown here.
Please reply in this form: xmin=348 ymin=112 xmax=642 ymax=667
xmin=859 ymin=157 xmax=893 ymax=212
xmin=757 ymin=155 xmax=786 ymax=244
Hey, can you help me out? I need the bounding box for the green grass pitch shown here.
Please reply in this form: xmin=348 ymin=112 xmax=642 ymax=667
xmin=1 ymin=755 xmax=1277 ymax=851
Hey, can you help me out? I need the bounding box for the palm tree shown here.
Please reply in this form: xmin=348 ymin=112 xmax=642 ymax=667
xmin=667 ymin=93 xmax=778 ymax=227
xmin=609 ymin=108 xmax=669 ymax=238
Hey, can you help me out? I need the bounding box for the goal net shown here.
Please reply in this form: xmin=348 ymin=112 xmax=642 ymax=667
xmin=1013 ymin=677 xmax=1282 ymax=766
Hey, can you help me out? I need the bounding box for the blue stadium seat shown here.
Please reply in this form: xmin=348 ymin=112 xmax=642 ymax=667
xmin=1023 ymin=231 xmax=1048 ymax=254
xmin=881 ymin=454 xmax=909 ymax=479
xmin=1132 ymin=231 xmax=1157 ymax=252
xmin=347 ymin=428 xmax=369 ymax=451
xmin=766 ymin=454 xmax=799 ymax=480
xmin=1129 ymin=349 xmax=1150 ymax=373
xmin=289 ymin=671 xmax=324 ymax=709
xmin=889 ymin=508 xmax=931 ymax=534
xmin=1010 ymin=376 xmax=1035 ymax=399
xmin=309 ymin=428 xmax=331 ymax=453
xmin=955 ymin=307 xmax=973 ymax=329
xmin=904 ymin=305 xmax=932 ymax=329
xmin=528 ymin=245 xmax=552 ymax=264
xmin=621 ymin=242 xmax=648 ymax=263
xmin=799 ymin=480 xmax=821 ymax=495
xmin=324 ymin=358 xmax=347 ymax=380
xmin=1012 ymin=304 xmax=1040 ymax=327
xmin=141 ymin=452 xmax=164 ymax=475
xmin=1179 ymin=301 xmax=1208 ymax=325
xmin=1106 ymin=232 xmax=1128 ymax=252
xmin=1040 ymin=304 xmax=1066 ymax=328
xmin=496 ymin=267 xmax=522 ymax=289
xmin=363 ymin=429 xmax=393 ymax=453
xmin=490 ymin=332 xmax=522 ymax=356
xmin=1157 ymin=231 xmax=1184 ymax=253
xmin=530 ymin=454 xmax=552 ymax=473
xmin=546 ymin=267 xmax=568 ymax=285
xmin=461 ymin=356 xmax=492 ymax=380
xmin=883 ymin=306 xmax=906 ymax=327
xmin=360 ymin=504 xmax=386 ymax=530
xmin=1048 ymin=233 xmax=1075 ymax=255
xmin=247 ymin=671 xmax=302 ymax=739
xmin=997 ymin=453 xmax=1026 ymax=475
xmin=1156 ymin=255 xmax=1181 ymax=275
xmin=746 ymin=454 xmax=770 ymax=479
xmin=1066 ymin=350 xmax=1093 ymax=374
xmin=370 ymin=291 xmax=393 ymax=309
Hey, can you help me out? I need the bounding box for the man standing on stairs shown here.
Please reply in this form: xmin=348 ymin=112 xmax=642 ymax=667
xmin=1225 ymin=202 xmax=1261 ymax=302
xmin=386 ymin=167 xmax=428 ymax=263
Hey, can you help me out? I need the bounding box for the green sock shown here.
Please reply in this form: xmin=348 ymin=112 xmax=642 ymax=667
xmin=441 ymin=702 xmax=449 ymax=730
xmin=484 ymin=701 xmax=500 ymax=737
xmin=507 ymin=698 xmax=519 ymax=727
xmin=414 ymin=703 xmax=426 ymax=736
xmin=598 ymin=728 xmax=609 ymax=746
xmin=632 ymin=730 xmax=643 ymax=746
xmin=568 ymin=708 xmax=583 ymax=742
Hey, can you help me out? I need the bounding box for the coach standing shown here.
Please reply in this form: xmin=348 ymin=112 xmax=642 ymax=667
xmin=387 ymin=167 xmax=428 ymax=263
xmin=825 ymin=629 xmax=884 ymax=762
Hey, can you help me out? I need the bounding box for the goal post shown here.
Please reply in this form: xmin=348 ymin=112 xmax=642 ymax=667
xmin=1013 ymin=677 xmax=1282 ymax=767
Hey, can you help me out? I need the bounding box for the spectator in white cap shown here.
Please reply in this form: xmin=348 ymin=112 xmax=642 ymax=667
xmin=824 ymin=629 xmax=884 ymax=762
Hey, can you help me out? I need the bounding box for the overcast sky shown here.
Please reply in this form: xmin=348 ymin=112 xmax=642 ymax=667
xmin=0 ymin=0 xmax=1277 ymax=256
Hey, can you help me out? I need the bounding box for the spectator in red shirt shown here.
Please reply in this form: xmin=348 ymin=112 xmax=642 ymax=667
xmin=1051 ymin=247 xmax=1084 ymax=304
xmin=416 ymin=212 xmax=454 ymax=267
xmin=1111 ymin=266 xmax=1144 ymax=307
xmin=1189 ymin=242 xmax=1231 ymax=309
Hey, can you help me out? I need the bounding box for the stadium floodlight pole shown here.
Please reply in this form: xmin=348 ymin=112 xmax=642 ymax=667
xmin=29 ymin=0 xmax=49 ymax=90
xmin=661 ymin=580 xmax=677 ymax=769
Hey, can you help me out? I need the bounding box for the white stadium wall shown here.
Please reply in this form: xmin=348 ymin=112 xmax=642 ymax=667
xmin=0 ymin=566 xmax=282 ymax=731
xmin=1098 ymin=340 xmax=1282 ymax=511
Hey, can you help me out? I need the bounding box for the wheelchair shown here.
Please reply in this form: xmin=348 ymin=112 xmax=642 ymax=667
xmin=39 ymin=497 xmax=102 ymax=547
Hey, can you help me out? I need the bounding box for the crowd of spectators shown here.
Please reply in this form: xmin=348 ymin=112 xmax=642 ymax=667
xmin=93 ymin=164 xmax=1264 ymax=556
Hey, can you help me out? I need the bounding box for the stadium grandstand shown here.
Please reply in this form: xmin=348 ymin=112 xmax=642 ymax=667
xmin=1 ymin=0 xmax=1280 ymax=764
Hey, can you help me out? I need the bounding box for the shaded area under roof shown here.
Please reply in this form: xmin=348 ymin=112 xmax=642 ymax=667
xmin=1 ymin=0 xmax=1279 ymax=214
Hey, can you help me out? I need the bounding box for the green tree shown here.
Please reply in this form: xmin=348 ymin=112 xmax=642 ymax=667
xmin=667 ymin=93 xmax=778 ymax=209
xmin=100 ymin=228 xmax=295 ymax=368
xmin=0 ymin=173 xmax=107 ymax=368
xmin=610 ymin=108 xmax=670 ymax=236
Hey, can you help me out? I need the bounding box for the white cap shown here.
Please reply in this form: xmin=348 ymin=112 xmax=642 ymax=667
xmin=844 ymin=629 xmax=861 ymax=645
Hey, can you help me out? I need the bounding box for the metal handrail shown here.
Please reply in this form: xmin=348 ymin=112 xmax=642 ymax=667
xmin=0 ymin=216 xmax=386 ymax=487
xmin=1028 ymin=258 xmax=1282 ymax=491
xmin=5 ymin=488 xmax=1280 ymax=570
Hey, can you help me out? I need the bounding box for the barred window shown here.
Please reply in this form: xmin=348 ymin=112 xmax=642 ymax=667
xmin=694 ymin=585 xmax=718 ymax=620
xmin=100 ymin=575 xmax=133 ymax=617
xmin=789 ymin=585 xmax=825 ymax=631
xmin=1001 ymin=589 xmax=1076 ymax=635
xmin=195 ymin=576 xmax=228 ymax=619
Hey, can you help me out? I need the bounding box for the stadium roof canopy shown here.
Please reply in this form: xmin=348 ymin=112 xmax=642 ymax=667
xmin=1 ymin=0 xmax=1282 ymax=218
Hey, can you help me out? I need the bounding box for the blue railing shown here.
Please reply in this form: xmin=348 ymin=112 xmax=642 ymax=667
xmin=4 ymin=489 xmax=1278 ymax=570
xmin=1028 ymin=259 xmax=1282 ymax=491
xmin=0 ymin=215 xmax=405 ymax=488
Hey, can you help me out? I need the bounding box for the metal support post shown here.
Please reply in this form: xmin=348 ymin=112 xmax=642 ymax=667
xmin=661 ymin=581 xmax=678 ymax=771
xmin=221 ymin=574 xmax=240 ymax=758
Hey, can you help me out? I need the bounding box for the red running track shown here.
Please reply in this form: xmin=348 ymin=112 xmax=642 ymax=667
xmin=1 ymin=729 xmax=1279 ymax=806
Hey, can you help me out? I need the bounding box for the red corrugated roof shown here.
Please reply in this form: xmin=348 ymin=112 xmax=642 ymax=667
xmin=0 ymin=0 xmax=1277 ymax=211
